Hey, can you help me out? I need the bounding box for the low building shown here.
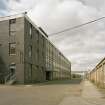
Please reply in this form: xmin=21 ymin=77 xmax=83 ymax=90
xmin=0 ymin=13 xmax=71 ymax=84
xmin=87 ymin=58 xmax=105 ymax=88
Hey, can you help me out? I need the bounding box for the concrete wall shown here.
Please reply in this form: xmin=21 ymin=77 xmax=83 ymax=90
xmin=24 ymin=16 xmax=71 ymax=83
xmin=0 ymin=14 xmax=71 ymax=84
xmin=0 ymin=17 xmax=25 ymax=83
xmin=24 ymin=17 xmax=46 ymax=83
xmin=45 ymin=30 xmax=71 ymax=80
xmin=0 ymin=20 xmax=10 ymax=74
xmin=15 ymin=17 xmax=24 ymax=83
xmin=88 ymin=58 xmax=105 ymax=88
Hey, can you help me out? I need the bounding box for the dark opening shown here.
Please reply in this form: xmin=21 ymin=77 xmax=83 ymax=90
xmin=10 ymin=68 xmax=15 ymax=76
xmin=0 ymin=75 xmax=4 ymax=84
xmin=9 ymin=63 xmax=16 ymax=76
xmin=46 ymin=71 xmax=51 ymax=80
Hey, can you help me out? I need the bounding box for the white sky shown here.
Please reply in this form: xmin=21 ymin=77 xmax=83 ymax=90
xmin=0 ymin=0 xmax=105 ymax=71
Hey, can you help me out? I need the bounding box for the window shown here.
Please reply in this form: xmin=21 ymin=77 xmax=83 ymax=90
xmin=10 ymin=31 xmax=16 ymax=36
xmin=36 ymin=30 xmax=39 ymax=42
xmin=9 ymin=19 xmax=16 ymax=24
xmin=42 ymin=36 xmax=44 ymax=48
xmin=42 ymin=51 xmax=44 ymax=56
xmin=29 ymin=46 xmax=32 ymax=57
xmin=29 ymin=24 xmax=32 ymax=38
xmin=36 ymin=65 xmax=39 ymax=70
xmin=9 ymin=43 xmax=16 ymax=55
xmin=9 ymin=63 xmax=16 ymax=76
xmin=29 ymin=64 xmax=32 ymax=81
xmin=36 ymin=48 xmax=39 ymax=63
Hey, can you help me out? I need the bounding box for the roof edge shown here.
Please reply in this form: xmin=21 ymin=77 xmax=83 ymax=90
xmin=0 ymin=12 xmax=25 ymax=22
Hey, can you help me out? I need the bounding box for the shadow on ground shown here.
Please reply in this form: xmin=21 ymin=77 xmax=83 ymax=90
xmin=36 ymin=79 xmax=82 ymax=86
xmin=11 ymin=79 xmax=82 ymax=86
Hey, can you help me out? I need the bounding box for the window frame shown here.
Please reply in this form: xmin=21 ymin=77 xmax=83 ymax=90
xmin=9 ymin=42 xmax=16 ymax=55
xmin=9 ymin=19 xmax=16 ymax=24
xmin=29 ymin=24 xmax=32 ymax=38
xmin=9 ymin=31 xmax=16 ymax=36
xmin=29 ymin=45 xmax=32 ymax=58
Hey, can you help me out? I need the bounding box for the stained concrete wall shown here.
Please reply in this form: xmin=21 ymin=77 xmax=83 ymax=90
xmin=0 ymin=17 xmax=25 ymax=83
xmin=0 ymin=14 xmax=71 ymax=84
xmin=88 ymin=58 xmax=105 ymax=88
xmin=24 ymin=17 xmax=46 ymax=83
xmin=24 ymin=17 xmax=71 ymax=83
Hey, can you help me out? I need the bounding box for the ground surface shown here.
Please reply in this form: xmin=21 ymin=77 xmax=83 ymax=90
xmin=0 ymin=79 xmax=105 ymax=105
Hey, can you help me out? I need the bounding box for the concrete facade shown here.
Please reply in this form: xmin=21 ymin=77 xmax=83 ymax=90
xmin=87 ymin=58 xmax=105 ymax=88
xmin=0 ymin=13 xmax=71 ymax=84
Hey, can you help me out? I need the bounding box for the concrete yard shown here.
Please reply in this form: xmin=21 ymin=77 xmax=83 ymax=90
xmin=0 ymin=79 xmax=105 ymax=105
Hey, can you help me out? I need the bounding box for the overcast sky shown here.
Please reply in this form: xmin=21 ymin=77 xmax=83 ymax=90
xmin=0 ymin=0 xmax=105 ymax=71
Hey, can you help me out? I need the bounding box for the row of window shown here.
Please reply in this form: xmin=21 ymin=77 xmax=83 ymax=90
xmin=9 ymin=19 xmax=16 ymax=36
xmin=28 ymin=22 xmax=44 ymax=60
xmin=9 ymin=19 xmax=16 ymax=55
xmin=8 ymin=19 xmax=17 ymax=76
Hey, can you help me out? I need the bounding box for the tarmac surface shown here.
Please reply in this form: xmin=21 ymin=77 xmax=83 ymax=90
xmin=59 ymin=80 xmax=105 ymax=105
xmin=0 ymin=79 xmax=105 ymax=105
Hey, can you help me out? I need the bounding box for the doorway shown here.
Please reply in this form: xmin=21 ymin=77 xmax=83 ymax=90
xmin=46 ymin=71 xmax=51 ymax=80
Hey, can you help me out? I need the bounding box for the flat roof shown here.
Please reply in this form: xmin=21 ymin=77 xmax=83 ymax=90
xmin=96 ymin=57 xmax=105 ymax=67
xmin=90 ymin=57 xmax=105 ymax=73
xmin=0 ymin=13 xmax=24 ymax=22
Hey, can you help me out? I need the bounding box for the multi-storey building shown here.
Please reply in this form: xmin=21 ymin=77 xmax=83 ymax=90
xmin=0 ymin=13 xmax=71 ymax=84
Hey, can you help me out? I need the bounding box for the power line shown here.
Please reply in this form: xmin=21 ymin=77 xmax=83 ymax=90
xmin=48 ymin=16 xmax=105 ymax=36
xmin=6 ymin=4 xmax=105 ymax=37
